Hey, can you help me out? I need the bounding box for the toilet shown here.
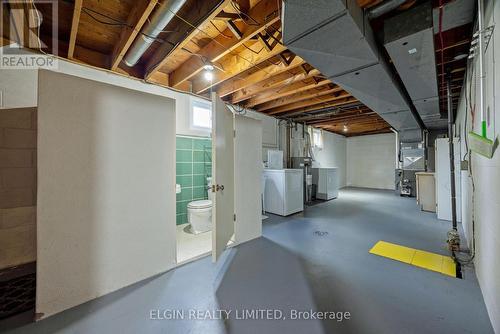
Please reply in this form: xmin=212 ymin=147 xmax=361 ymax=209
xmin=187 ymin=177 xmax=213 ymax=234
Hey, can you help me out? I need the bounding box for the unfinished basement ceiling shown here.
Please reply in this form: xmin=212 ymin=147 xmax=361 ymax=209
xmin=2 ymin=0 xmax=474 ymax=136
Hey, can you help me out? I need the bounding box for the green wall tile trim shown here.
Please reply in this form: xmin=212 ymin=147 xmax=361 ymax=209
xmin=175 ymin=135 xmax=212 ymax=225
xmin=176 ymin=150 xmax=192 ymax=163
xmin=193 ymin=138 xmax=212 ymax=150
xmin=176 ymin=162 xmax=193 ymax=175
xmin=176 ymin=175 xmax=192 ymax=188
xmin=176 ymin=213 xmax=188 ymax=225
xmin=176 ymin=137 xmax=192 ymax=150
xmin=193 ymin=151 xmax=206 ymax=162
xmin=193 ymin=186 xmax=207 ymax=200
xmin=193 ymin=174 xmax=206 ymax=186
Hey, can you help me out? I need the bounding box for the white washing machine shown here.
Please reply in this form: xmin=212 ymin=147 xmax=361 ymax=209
xmin=263 ymin=169 xmax=303 ymax=216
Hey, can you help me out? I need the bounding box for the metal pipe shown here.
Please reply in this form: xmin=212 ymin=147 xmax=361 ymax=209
xmin=367 ymin=0 xmax=407 ymax=19
xmin=446 ymin=72 xmax=457 ymax=231
xmin=123 ymin=0 xmax=188 ymax=67
xmin=286 ymin=122 xmax=291 ymax=168
xmin=477 ymin=0 xmax=487 ymax=137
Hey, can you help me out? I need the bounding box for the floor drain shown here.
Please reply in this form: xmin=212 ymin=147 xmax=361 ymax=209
xmin=314 ymin=231 xmax=328 ymax=236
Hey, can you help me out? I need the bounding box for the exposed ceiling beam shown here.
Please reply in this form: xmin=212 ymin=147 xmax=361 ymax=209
xmin=231 ymin=66 xmax=319 ymax=103
xmin=292 ymin=108 xmax=373 ymax=122
xmin=261 ymin=88 xmax=348 ymax=114
xmin=282 ymin=97 xmax=360 ymax=117
xmin=110 ymin=0 xmax=158 ymax=71
xmin=243 ymin=78 xmax=330 ymax=108
xmin=5 ymin=1 xmax=37 ymax=47
xmin=214 ymin=12 xmax=240 ymax=21
xmin=221 ymin=56 xmax=305 ymax=99
xmin=168 ymin=0 xmax=281 ymax=88
xmin=193 ymin=36 xmax=287 ymax=94
xmin=308 ymin=113 xmax=382 ymax=126
xmin=144 ymin=0 xmax=232 ymax=80
xmin=68 ymin=0 xmax=83 ymax=59
xmin=272 ymin=93 xmax=356 ymax=116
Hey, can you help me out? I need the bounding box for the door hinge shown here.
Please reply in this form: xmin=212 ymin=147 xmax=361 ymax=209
xmin=233 ymin=129 xmax=236 ymax=137
xmin=233 ymin=213 xmax=236 ymax=221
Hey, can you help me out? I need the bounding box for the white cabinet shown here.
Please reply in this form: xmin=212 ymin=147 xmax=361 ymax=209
xmin=435 ymin=138 xmax=461 ymax=221
xmin=312 ymin=168 xmax=339 ymax=200
xmin=263 ymin=169 xmax=303 ymax=216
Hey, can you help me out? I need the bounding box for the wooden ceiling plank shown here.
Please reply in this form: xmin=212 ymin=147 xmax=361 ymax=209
xmin=144 ymin=0 xmax=232 ymax=80
xmin=215 ymin=12 xmax=240 ymax=21
xmin=228 ymin=57 xmax=307 ymax=101
xmin=5 ymin=1 xmax=37 ymax=47
xmin=167 ymin=0 xmax=281 ymax=88
xmin=227 ymin=20 xmax=243 ymax=39
xmin=268 ymin=95 xmax=356 ymax=116
xmin=283 ymin=98 xmax=361 ymax=116
xmin=68 ymin=0 xmax=83 ymax=59
xmin=193 ymin=39 xmax=287 ymax=94
xmin=243 ymin=78 xmax=331 ymax=108
xmin=110 ymin=0 xmax=158 ymax=71
xmin=256 ymin=85 xmax=344 ymax=111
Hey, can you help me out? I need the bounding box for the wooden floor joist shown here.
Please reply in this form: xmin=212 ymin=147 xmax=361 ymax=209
xmin=167 ymin=0 xmax=281 ymax=88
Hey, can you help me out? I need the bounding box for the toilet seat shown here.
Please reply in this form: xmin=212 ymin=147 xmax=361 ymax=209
xmin=187 ymin=200 xmax=212 ymax=209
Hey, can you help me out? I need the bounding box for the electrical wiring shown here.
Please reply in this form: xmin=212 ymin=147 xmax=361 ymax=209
xmin=162 ymin=7 xmax=279 ymax=83
xmin=231 ymin=1 xmax=259 ymax=26
xmin=210 ymin=21 xmax=233 ymax=39
xmin=242 ymin=43 xmax=263 ymax=55
xmin=81 ymin=7 xmax=178 ymax=48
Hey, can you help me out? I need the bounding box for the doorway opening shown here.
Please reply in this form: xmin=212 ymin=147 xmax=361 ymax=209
xmin=175 ymin=135 xmax=214 ymax=263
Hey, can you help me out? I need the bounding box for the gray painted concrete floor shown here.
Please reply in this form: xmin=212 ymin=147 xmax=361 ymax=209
xmin=0 ymin=187 xmax=494 ymax=334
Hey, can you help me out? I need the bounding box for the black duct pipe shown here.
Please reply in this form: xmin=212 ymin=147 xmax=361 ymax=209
xmin=446 ymin=71 xmax=458 ymax=231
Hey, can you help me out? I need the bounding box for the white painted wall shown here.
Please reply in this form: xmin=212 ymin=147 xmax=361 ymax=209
xmin=346 ymin=133 xmax=396 ymax=190
xmin=0 ymin=69 xmax=37 ymax=109
xmin=454 ymin=0 xmax=499 ymax=330
xmin=312 ymin=131 xmax=347 ymax=187
xmin=36 ymin=70 xmax=176 ymax=319
xmin=0 ymin=54 xmax=210 ymax=138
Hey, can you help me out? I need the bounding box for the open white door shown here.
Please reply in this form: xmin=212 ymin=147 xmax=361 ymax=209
xmin=211 ymin=93 xmax=235 ymax=261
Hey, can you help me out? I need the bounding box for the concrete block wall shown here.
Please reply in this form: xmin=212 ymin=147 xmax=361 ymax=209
xmin=0 ymin=107 xmax=37 ymax=270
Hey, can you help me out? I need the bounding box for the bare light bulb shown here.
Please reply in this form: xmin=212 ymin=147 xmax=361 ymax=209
xmin=204 ymin=70 xmax=213 ymax=81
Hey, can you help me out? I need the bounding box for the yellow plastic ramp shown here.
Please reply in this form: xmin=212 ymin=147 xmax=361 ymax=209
xmin=369 ymin=241 xmax=456 ymax=277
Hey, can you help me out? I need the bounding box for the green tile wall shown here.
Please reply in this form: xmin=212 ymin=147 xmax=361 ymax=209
xmin=176 ymin=136 xmax=212 ymax=225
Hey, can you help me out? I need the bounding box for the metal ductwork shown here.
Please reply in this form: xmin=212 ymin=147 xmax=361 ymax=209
xmin=384 ymin=3 xmax=449 ymax=130
xmin=367 ymin=0 xmax=407 ymax=19
xmin=123 ymin=0 xmax=188 ymax=67
xmin=283 ymin=0 xmax=423 ymax=140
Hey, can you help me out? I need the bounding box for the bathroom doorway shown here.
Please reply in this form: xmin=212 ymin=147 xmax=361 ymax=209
xmin=175 ymin=135 xmax=214 ymax=263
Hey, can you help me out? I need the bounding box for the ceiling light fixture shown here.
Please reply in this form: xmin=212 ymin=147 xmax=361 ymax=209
xmin=343 ymin=124 xmax=348 ymax=132
xmin=203 ymin=64 xmax=214 ymax=81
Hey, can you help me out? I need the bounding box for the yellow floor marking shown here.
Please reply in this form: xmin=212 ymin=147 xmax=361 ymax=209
xmin=369 ymin=240 xmax=416 ymax=264
xmin=369 ymin=241 xmax=456 ymax=277
xmin=442 ymin=256 xmax=457 ymax=277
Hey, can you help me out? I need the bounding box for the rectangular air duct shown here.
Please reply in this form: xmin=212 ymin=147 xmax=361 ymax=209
xmin=283 ymin=0 xmax=423 ymax=139
xmin=384 ymin=3 xmax=445 ymax=129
